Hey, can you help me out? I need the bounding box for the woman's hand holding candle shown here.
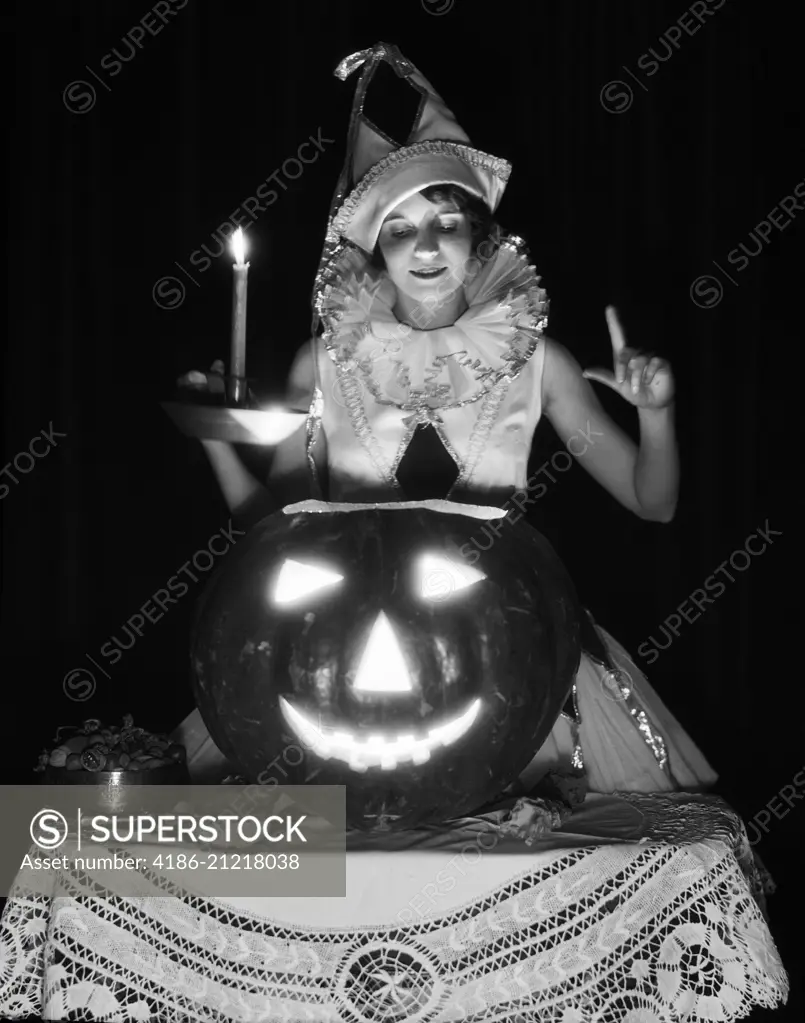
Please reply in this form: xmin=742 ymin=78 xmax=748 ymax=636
xmin=177 ymin=359 xmax=227 ymax=395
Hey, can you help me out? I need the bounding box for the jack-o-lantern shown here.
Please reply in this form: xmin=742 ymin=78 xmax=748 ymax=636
xmin=189 ymin=500 xmax=582 ymax=831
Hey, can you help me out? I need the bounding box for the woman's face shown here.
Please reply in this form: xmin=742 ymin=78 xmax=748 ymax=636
xmin=377 ymin=193 xmax=473 ymax=313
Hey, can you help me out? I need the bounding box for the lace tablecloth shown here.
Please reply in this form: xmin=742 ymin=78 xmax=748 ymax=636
xmin=0 ymin=792 xmax=789 ymax=1022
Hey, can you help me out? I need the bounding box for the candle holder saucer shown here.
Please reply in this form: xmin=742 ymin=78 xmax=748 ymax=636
xmin=162 ymin=386 xmax=307 ymax=447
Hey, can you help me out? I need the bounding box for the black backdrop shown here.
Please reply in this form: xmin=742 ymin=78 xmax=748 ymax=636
xmin=4 ymin=0 xmax=803 ymax=1010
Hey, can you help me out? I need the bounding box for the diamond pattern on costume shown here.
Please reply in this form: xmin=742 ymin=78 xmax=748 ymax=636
xmin=395 ymin=424 xmax=460 ymax=501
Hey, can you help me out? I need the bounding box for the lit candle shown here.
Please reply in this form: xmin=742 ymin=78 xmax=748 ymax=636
xmin=229 ymin=227 xmax=249 ymax=405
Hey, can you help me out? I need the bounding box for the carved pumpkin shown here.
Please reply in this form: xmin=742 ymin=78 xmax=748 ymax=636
xmin=189 ymin=500 xmax=582 ymax=831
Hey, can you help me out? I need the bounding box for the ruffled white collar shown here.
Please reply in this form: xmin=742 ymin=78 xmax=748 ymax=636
xmin=315 ymin=237 xmax=549 ymax=418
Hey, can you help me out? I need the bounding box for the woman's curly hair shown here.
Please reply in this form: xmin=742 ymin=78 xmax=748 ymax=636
xmin=369 ymin=183 xmax=501 ymax=271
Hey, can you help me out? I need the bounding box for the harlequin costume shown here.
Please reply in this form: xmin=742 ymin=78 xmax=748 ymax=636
xmin=174 ymin=42 xmax=718 ymax=797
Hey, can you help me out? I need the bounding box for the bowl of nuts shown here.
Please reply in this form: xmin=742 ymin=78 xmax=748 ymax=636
xmin=36 ymin=715 xmax=189 ymax=787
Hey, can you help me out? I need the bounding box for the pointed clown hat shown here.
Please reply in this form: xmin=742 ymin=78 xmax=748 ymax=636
xmin=323 ymin=42 xmax=511 ymax=256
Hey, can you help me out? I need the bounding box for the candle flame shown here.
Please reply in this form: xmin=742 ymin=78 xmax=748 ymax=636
xmin=231 ymin=227 xmax=247 ymax=265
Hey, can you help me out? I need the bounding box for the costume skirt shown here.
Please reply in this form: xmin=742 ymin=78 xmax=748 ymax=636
xmin=514 ymin=621 xmax=718 ymax=794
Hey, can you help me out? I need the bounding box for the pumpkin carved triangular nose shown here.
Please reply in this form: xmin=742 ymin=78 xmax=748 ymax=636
xmin=352 ymin=611 xmax=413 ymax=693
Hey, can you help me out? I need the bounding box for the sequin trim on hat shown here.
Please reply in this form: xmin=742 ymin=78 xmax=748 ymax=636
xmin=327 ymin=139 xmax=512 ymax=245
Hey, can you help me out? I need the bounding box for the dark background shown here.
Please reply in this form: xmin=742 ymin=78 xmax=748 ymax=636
xmin=4 ymin=1 xmax=802 ymax=1017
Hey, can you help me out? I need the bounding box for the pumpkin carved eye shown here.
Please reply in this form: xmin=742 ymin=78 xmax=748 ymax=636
xmin=416 ymin=552 xmax=486 ymax=602
xmin=272 ymin=558 xmax=344 ymax=605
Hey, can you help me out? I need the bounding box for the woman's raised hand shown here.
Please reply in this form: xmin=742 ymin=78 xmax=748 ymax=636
xmin=582 ymin=307 xmax=675 ymax=409
xmin=177 ymin=359 xmax=226 ymax=395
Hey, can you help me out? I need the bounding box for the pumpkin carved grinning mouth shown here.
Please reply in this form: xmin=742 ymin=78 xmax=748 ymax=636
xmin=279 ymin=696 xmax=482 ymax=773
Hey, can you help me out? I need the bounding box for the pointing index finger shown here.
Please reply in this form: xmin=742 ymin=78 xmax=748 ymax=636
xmin=605 ymin=305 xmax=626 ymax=355
xmin=605 ymin=305 xmax=628 ymax=382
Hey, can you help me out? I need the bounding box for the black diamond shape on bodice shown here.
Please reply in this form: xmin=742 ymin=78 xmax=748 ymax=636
xmin=395 ymin=424 xmax=459 ymax=501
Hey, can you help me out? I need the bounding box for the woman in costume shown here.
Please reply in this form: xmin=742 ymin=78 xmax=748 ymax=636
xmin=175 ymin=42 xmax=717 ymax=797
